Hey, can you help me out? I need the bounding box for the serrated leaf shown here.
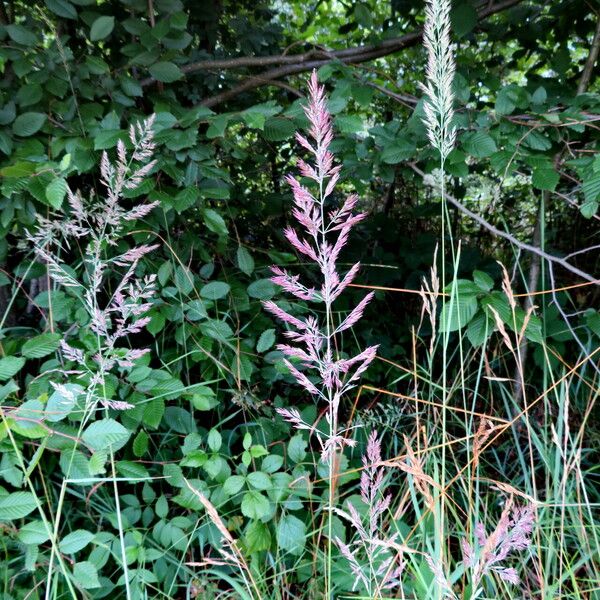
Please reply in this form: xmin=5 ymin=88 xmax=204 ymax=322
xmin=241 ymin=491 xmax=270 ymax=520
xmin=262 ymin=117 xmax=295 ymax=141
xmin=462 ymin=131 xmax=497 ymax=158
xmin=276 ymin=514 xmax=306 ymax=555
xmin=247 ymin=279 xmax=276 ymax=300
xmin=203 ymin=208 xmax=228 ymax=236
xmin=12 ymin=113 xmax=46 ymax=137
xmin=237 ymin=246 xmax=254 ymax=276
xmin=532 ymin=167 xmax=559 ymax=191
xmin=18 ymin=520 xmax=50 ymax=545
xmin=132 ymin=431 xmax=149 ymax=457
xmin=5 ymin=25 xmax=38 ymax=46
xmin=207 ymin=428 xmax=222 ymax=452
xmin=45 ymin=177 xmax=67 ymax=210
xmin=200 ymin=281 xmax=230 ymax=300
xmin=247 ymin=471 xmax=272 ymax=491
xmin=46 ymin=383 xmax=83 ymax=422
xmin=82 ymin=419 xmax=130 ymax=452
xmin=0 ymin=356 xmax=26 ymax=381
xmin=59 ymin=529 xmax=94 ymax=554
xmin=149 ymin=61 xmax=183 ymax=83
xmin=73 ymin=561 xmax=101 ymax=589
xmin=22 ymin=332 xmax=61 ymax=359
xmin=0 ymin=492 xmax=36 ymax=521
xmin=257 ymin=329 xmax=276 ymax=353
xmin=223 ymin=475 xmax=246 ymax=496
xmin=244 ymin=520 xmax=271 ymax=553
xmin=45 ymin=0 xmax=77 ymax=19
xmin=90 ymin=16 xmax=115 ymax=41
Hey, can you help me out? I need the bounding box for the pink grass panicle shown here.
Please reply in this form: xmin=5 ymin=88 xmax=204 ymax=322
xmin=461 ymin=498 xmax=536 ymax=588
xmin=264 ymin=71 xmax=378 ymax=464
xmin=334 ymin=431 xmax=405 ymax=593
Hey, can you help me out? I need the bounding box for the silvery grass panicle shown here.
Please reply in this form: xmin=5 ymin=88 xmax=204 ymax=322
xmin=263 ymin=70 xmax=378 ymax=464
xmin=334 ymin=431 xmax=406 ymax=596
xmin=27 ymin=115 xmax=159 ymax=410
xmin=420 ymin=0 xmax=456 ymax=163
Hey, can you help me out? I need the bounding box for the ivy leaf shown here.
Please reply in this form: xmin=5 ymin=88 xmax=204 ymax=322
xmin=149 ymin=62 xmax=183 ymax=83
xmin=90 ymin=16 xmax=115 ymax=41
xmin=82 ymin=419 xmax=130 ymax=452
xmin=12 ymin=113 xmax=46 ymax=137
xmin=0 ymin=492 xmax=36 ymax=520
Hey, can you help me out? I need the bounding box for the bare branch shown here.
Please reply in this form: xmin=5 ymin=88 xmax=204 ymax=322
xmin=411 ymin=164 xmax=599 ymax=285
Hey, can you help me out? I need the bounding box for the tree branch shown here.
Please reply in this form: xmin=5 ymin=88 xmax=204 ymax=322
xmin=577 ymin=10 xmax=600 ymax=95
xmin=410 ymin=164 xmax=599 ymax=285
xmin=140 ymin=0 xmax=524 ymax=100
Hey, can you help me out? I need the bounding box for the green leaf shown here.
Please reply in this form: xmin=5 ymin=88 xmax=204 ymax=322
xmin=241 ymin=490 xmax=270 ymax=520
xmin=247 ymin=471 xmax=271 ymax=491
xmin=18 ymin=520 xmax=50 ymax=545
xmin=532 ymin=167 xmax=559 ymax=191
xmin=5 ymin=25 xmax=38 ymax=46
xmin=132 ymin=431 xmax=149 ymax=457
xmin=149 ymin=61 xmax=183 ymax=83
xmin=223 ymin=475 xmax=246 ymax=496
xmin=199 ymin=319 xmax=234 ymax=342
xmin=73 ymin=561 xmax=101 ymax=589
xmin=45 ymin=0 xmax=77 ymax=19
xmin=244 ymin=520 xmax=271 ymax=553
xmin=203 ymin=208 xmax=228 ymax=236
xmin=207 ymin=428 xmax=222 ymax=452
xmin=288 ymin=434 xmax=307 ymax=463
xmin=12 ymin=113 xmax=46 ymax=137
xmin=439 ymin=282 xmax=479 ymax=333
xmin=381 ymin=140 xmax=416 ymax=164
xmin=262 ymin=117 xmax=295 ymax=141
xmin=22 ymin=332 xmax=61 ymax=359
xmin=257 ymin=329 xmax=276 ymax=353
xmin=46 ymin=383 xmax=83 ymax=422
xmin=59 ymin=529 xmax=94 ymax=554
xmin=0 ymin=356 xmax=26 ymax=381
xmin=451 ymin=3 xmax=477 ymax=37
xmin=277 ymin=514 xmax=306 ymax=555
xmin=82 ymin=419 xmax=130 ymax=452
xmin=200 ymin=281 xmax=230 ymax=300
xmin=237 ymin=246 xmax=254 ymax=276
xmin=462 ymin=131 xmax=497 ymax=158
xmin=90 ymin=16 xmax=115 ymax=41
xmin=0 ymin=492 xmax=36 ymax=521
xmin=247 ymin=279 xmax=277 ymax=300
xmin=262 ymin=454 xmax=283 ymax=474
xmin=46 ymin=177 xmax=67 ymax=210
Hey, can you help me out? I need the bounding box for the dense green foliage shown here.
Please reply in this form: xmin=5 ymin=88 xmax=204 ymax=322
xmin=0 ymin=0 xmax=598 ymax=598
